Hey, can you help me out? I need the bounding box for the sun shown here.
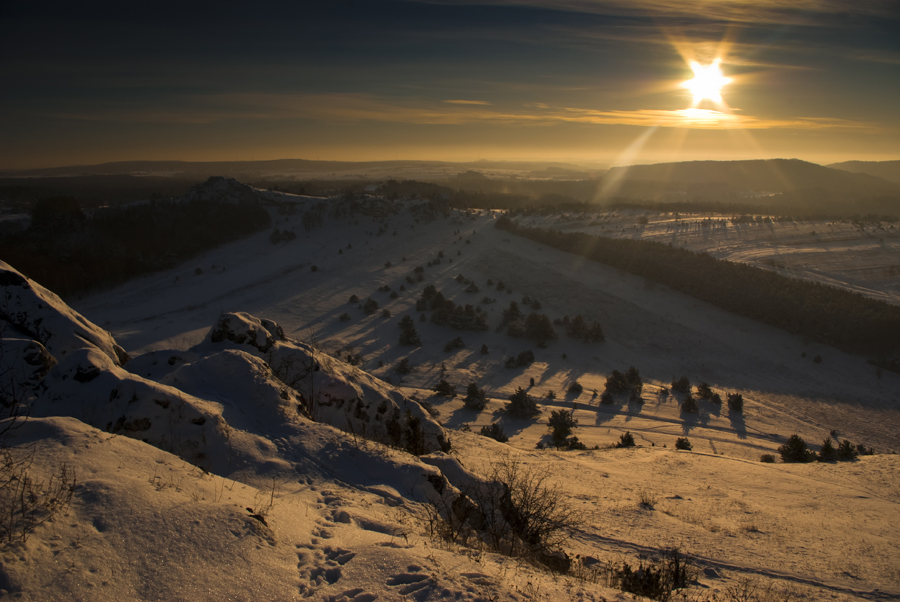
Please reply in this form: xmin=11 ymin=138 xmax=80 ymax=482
xmin=682 ymin=59 xmax=731 ymax=105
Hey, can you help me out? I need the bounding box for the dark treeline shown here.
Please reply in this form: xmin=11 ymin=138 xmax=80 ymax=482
xmin=376 ymin=179 xmax=589 ymax=211
xmin=495 ymin=216 xmax=900 ymax=358
xmin=255 ymin=177 xmax=900 ymax=220
xmin=0 ymin=175 xmax=201 ymax=210
xmin=0 ymin=197 xmax=270 ymax=299
xmin=252 ymin=178 xmax=588 ymax=211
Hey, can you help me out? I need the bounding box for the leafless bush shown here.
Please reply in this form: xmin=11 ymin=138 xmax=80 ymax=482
xmin=609 ymin=548 xmax=693 ymax=602
xmin=0 ymin=330 xmax=74 ymax=546
xmin=638 ymin=489 xmax=657 ymax=509
xmin=422 ymin=454 xmax=582 ymax=572
xmin=718 ymin=576 xmax=802 ymax=602
xmin=0 ymin=449 xmax=75 ymax=544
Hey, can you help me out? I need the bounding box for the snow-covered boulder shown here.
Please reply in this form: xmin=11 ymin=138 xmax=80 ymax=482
xmin=0 ymin=261 xmax=129 ymax=366
xmin=203 ymin=311 xmax=281 ymax=352
xmin=161 ymin=349 xmax=305 ymax=425
xmin=36 ymin=347 xmax=236 ymax=472
xmin=196 ymin=312 xmax=452 ymax=454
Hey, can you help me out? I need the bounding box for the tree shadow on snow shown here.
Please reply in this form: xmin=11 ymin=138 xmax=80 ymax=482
xmin=593 ymin=398 xmax=625 ymax=426
xmin=680 ymin=411 xmax=699 ymax=435
xmin=696 ymin=409 xmax=710 ymax=428
xmin=623 ymin=397 xmax=644 ymax=422
xmin=728 ymin=411 xmax=747 ymax=440
xmin=444 ymin=404 xmax=480 ymax=429
xmin=488 ymin=412 xmax=537 ymax=438
xmin=703 ymin=400 xmax=722 ymax=418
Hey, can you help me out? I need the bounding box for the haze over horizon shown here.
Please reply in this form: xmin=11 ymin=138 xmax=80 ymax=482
xmin=2 ymin=1 xmax=899 ymax=170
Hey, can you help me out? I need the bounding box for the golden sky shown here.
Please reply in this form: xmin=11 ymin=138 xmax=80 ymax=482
xmin=2 ymin=0 xmax=899 ymax=169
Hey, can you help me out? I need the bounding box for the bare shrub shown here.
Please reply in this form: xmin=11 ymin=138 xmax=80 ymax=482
xmin=610 ymin=548 xmax=691 ymax=601
xmin=422 ymin=454 xmax=582 ymax=572
xmin=721 ymin=576 xmax=803 ymax=602
xmin=0 ymin=450 xmax=75 ymax=544
xmin=638 ymin=489 xmax=657 ymax=509
xmin=475 ymin=455 xmax=581 ymax=567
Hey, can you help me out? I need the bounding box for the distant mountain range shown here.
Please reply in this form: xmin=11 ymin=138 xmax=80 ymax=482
xmin=0 ymin=158 xmax=603 ymax=181
xmin=2 ymin=158 xmax=898 ymax=210
xmin=605 ymin=159 xmax=898 ymax=196
xmin=5 ymin=157 xmax=898 ymax=190
xmin=828 ymin=160 xmax=900 ymax=183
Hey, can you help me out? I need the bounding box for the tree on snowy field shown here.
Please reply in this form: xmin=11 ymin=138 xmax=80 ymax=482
xmin=507 ymin=387 xmax=539 ymax=419
xmin=464 ymin=382 xmax=486 ymax=410
xmin=778 ymin=434 xmax=815 ymax=463
xmin=524 ymin=313 xmax=556 ymax=345
xmin=433 ymin=379 xmax=456 ymax=396
xmin=398 ymin=315 xmax=421 ymax=346
xmin=547 ymin=410 xmax=577 ymax=448
xmin=680 ymin=392 xmax=698 ymax=413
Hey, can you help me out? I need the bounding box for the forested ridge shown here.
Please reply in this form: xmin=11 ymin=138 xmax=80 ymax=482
xmin=495 ymin=216 xmax=900 ymax=358
xmin=0 ymin=197 xmax=270 ymax=299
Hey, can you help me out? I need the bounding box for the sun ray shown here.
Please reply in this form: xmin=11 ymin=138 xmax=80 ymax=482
xmin=594 ymin=126 xmax=659 ymax=202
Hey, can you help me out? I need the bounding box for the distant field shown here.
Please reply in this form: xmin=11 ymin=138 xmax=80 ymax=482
xmin=531 ymin=209 xmax=900 ymax=306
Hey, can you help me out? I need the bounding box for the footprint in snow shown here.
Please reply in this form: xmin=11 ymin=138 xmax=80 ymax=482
xmin=386 ymin=570 xmax=433 ymax=597
xmin=326 ymin=589 xmax=376 ymax=602
xmin=296 ymin=544 xmax=356 ymax=596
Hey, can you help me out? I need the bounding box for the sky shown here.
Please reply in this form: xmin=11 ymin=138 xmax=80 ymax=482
xmin=1 ymin=0 xmax=899 ymax=170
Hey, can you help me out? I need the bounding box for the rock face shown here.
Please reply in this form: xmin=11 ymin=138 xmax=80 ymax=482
xmin=38 ymin=346 xmax=228 ymax=471
xmin=0 ymin=261 xmax=129 ymax=367
xmin=205 ymin=312 xmax=281 ymax=353
xmin=194 ymin=312 xmax=452 ymax=454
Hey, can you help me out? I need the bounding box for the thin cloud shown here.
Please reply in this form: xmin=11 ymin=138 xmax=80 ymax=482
xmin=415 ymin=0 xmax=897 ymax=25
xmin=443 ymin=99 xmax=492 ymax=105
xmin=40 ymin=93 xmax=876 ymax=131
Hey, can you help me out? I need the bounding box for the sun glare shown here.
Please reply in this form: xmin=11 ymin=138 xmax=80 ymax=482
xmin=682 ymin=59 xmax=731 ymax=105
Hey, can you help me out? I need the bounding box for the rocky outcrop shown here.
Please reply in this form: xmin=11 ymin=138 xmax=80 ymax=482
xmin=187 ymin=176 xmax=260 ymax=204
xmin=0 ymin=261 xmax=129 ymax=367
xmin=205 ymin=312 xmax=281 ymax=352
xmin=197 ymin=312 xmax=451 ymax=454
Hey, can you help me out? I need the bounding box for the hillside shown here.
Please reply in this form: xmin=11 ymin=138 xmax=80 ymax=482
xmin=604 ymin=159 xmax=898 ymax=198
xmin=1 ymin=189 xmax=898 ymax=600
xmin=828 ymin=160 xmax=900 ymax=184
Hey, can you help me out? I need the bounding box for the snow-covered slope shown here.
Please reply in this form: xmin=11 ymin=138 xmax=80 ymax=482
xmin=2 ymin=191 xmax=898 ymax=600
xmin=4 ymin=259 xmax=631 ymax=601
xmin=3 ymin=416 xmax=635 ymax=601
xmin=0 ymin=260 xmax=129 ymax=366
